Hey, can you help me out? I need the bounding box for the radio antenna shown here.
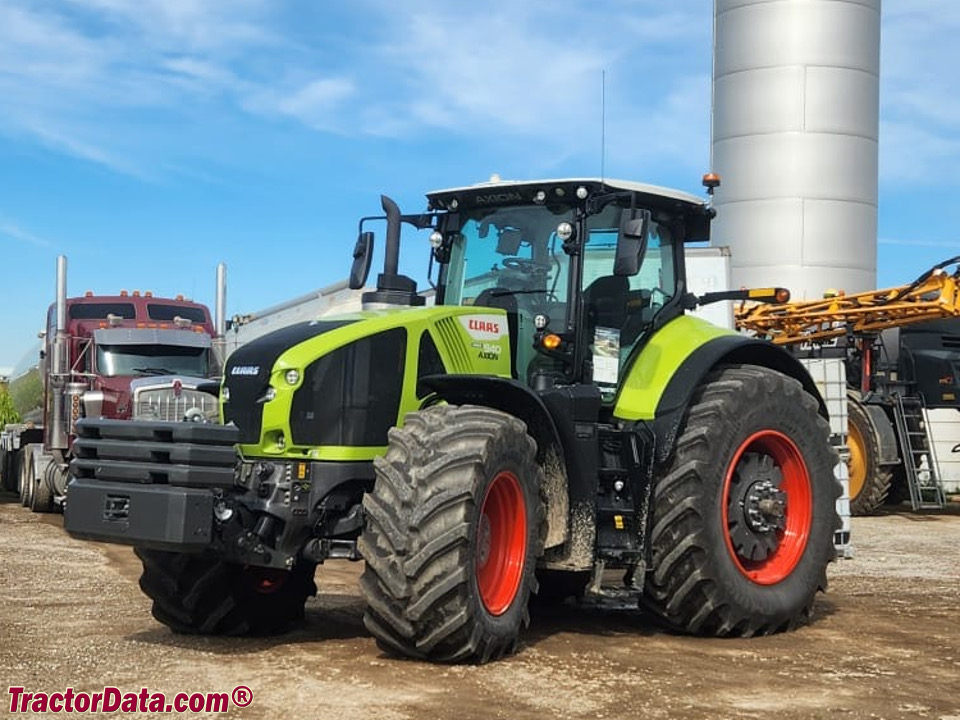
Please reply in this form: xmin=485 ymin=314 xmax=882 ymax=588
xmin=600 ymin=69 xmax=606 ymax=186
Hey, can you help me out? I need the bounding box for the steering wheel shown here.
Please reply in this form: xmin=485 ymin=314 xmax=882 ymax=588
xmin=502 ymin=257 xmax=541 ymax=274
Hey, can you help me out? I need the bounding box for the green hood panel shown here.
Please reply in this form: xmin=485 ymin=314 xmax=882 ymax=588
xmin=613 ymin=315 xmax=735 ymax=422
xmin=230 ymin=305 xmax=512 ymax=460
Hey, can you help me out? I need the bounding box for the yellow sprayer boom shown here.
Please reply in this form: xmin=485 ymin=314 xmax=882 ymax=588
xmin=735 ymin=256 xmax=960 ymax=345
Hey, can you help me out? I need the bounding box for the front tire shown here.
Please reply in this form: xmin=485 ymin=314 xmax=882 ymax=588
xmin=136 ymin=549 xmax=317 ymax=635
xmin=642 ymin=365 xmax=840 ymax=636
xmin=359 ymin=405 xmax=545 ymax=663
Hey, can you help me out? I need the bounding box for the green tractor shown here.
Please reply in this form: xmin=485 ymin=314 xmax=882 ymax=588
xmin=65 ymin=178 xmax=839 ymax=662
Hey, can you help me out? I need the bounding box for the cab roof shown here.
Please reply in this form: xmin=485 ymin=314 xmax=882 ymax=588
xmin=426 ymin=177 xmax=707 ymax=213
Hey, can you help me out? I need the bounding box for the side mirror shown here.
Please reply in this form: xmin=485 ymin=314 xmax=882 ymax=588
xmin=349 ymin=231 xmax=374 ymax=290
xmin=614 ymin=209 xmax=651 ymax=277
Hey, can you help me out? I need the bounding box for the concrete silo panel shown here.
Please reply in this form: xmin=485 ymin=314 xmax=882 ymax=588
xmin=711 ymin=0 xmax=881 ymax=299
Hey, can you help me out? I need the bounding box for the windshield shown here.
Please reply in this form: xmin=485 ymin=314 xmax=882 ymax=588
xmin=96 ymin=344 xmax=210 ymax=378
xmin=443 ymin=204 xmax=574 ymax=379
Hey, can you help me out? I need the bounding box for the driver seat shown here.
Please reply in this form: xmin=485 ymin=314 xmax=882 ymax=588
xmin=583 ymin=275 xmax=630 ymax=333
xmin=473 ymin=287 xmax=519 ymax=378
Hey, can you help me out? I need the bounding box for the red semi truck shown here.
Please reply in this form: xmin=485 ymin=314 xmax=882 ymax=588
xmin=0 ymin=256 xmax=227 ymax=512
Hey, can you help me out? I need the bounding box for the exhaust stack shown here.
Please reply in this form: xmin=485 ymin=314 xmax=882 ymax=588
xmin=215 ymin=263 xmax=227 ymax=337
xmin=361 ymin=195 xmax=426 ymax=309
xmin=49 ymin=255 xmax=70 ymax=449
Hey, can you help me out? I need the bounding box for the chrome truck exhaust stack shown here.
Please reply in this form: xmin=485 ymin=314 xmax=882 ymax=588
xmin=49 ymin=255 xmax=69 ymax=449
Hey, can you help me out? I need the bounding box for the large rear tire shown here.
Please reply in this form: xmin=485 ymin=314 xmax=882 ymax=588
xmin=135 ymin=549 xmax=317 ymax=635
xmin=359 ymin=404 xmax=545 ymax=663
xmin=847 ymin=395 xmax=893 ymax=516
xmin=642 ymin=365 xmax=839 ymax=636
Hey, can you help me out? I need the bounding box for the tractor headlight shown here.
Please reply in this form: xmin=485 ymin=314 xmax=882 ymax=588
xmin=285 ymin=369 xmax=300 ymax=386
xmin=556 ymin=221 xmax=575 ymax=242
xmin=429 ymin=231 xmax=443 ymax=249
xmin=222 ymin=386 xmax=230 ymax=402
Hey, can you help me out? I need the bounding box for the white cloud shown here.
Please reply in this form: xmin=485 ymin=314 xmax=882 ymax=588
xmin=0 ymin=0 xmax=712 ymax=179
xmin=879 ymin=120 xmax=960 ymax=185
xmin=0 ymin=219 xmax=52 ymax=248
xmin=274 ymin=78 xmax=357 ymax=131
xmin=880 ymin=0 xmax=960 ymax=185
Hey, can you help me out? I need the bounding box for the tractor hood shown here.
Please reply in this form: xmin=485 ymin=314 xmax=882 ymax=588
xmin=222 ymin=306 xmax=512 ymax=458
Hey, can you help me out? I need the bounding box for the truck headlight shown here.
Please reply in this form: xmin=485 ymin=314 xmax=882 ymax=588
xmin=285 ymin=369 xmax=300 ymax=386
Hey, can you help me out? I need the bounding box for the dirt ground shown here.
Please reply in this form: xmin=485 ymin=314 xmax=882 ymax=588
xmin=1 ymin=496 xmax=958 ymax=720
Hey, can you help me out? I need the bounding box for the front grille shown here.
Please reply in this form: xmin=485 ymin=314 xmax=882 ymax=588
xmin=134 ymin=388 xmax=219 ymax=423
xmin=290 ymin=329 xmax=406 ymax=447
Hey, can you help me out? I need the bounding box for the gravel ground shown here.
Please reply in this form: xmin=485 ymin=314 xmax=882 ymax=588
xmin=1 ymin=495 xmax=958 ymax=720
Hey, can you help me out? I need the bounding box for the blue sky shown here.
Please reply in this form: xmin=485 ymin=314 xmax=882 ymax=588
xmin=1 ymin=0 xmax=958 ymax=370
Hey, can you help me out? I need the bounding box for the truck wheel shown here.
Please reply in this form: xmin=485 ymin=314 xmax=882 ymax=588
xmin=27 ymin=450 xmax=53 ymax=513
xmin=135 ymin=549 xmax=317 ymax=635
xmin=18 ymin=449 xmax=31 ymax=507
xmin=847 ymin=395 xmax=893 ymax=516
xmin=0 ymin=447 xmax=14 ymax=492
xmin=359 ymin=405 xmax=545 ymax=663
xmin=642 ymin=365 xmax=839 ymax=637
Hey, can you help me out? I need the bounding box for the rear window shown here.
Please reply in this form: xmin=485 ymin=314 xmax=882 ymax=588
xmin=68 ymin=303 xmax=136 ymax=320
xmin=147 ymin=304 xmax=208 ymax=323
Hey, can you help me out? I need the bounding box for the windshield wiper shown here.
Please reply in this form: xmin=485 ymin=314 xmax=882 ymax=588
xmin=132 ymin=367 xmax=179 ymax=376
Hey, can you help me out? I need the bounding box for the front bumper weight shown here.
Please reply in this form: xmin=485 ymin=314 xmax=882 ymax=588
xmin=64 ymin=477 xmax=214 ymax=551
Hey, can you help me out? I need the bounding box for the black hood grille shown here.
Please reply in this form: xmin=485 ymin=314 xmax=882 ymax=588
xmin=223 ymin=319 xmax=357 ymax=443
xmin=291 ymin=328 xmax=407 ymax=447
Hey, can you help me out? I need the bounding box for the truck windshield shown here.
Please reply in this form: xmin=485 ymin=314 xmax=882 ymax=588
xmin=96 ymin=345 xmax=210 ymax=377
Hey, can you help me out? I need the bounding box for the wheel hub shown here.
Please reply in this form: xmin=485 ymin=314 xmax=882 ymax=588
xmin=744 ymin=480 xmax=788 ymax=533
xmin=727 ymin=453 xmax=785 ymax=562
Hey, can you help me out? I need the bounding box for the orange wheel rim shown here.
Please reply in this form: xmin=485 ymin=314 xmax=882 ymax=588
xmin=722 ymin=431 xmax=813 ymax=585
xmin=847 ymin=419 xmax=867 ymax=500
xmin=476 ymin=471 xmax=527 ymax=616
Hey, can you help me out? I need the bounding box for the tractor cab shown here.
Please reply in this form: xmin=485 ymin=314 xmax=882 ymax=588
xmin=429 ymin=179 xmax=710 ymax=392
xmin=355 ymin=178 xmax=713 ymax=396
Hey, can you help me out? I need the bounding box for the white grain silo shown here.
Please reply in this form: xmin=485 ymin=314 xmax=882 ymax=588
xmin=711 ymin=0 xmax=881 ymax=299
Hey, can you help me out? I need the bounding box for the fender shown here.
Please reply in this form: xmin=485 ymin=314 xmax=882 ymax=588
xmin=418 ymin=374 xmax=570 ymax=549
xmin=616 ymin=316 xmax=827 ymax=464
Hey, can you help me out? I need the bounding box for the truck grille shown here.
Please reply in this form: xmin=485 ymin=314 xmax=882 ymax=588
xmin=134 ymin=388 xmax=218 ymax=423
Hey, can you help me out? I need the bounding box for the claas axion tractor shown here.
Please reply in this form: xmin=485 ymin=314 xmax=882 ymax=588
xmin=65 ymin=178 xmax=840 ymax=663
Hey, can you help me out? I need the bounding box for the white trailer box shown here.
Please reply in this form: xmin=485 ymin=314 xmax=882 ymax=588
xmin=686 ymin=246 xmax=734 ymax=329
xmin=926 ymin=408 xmax=960 ymax=494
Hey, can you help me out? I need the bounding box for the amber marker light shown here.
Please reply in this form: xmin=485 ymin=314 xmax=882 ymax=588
xmin=775 ymin=288 xmax=791 ymax=303
xmin=542 ymin=334 xmax=562 ymax=350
